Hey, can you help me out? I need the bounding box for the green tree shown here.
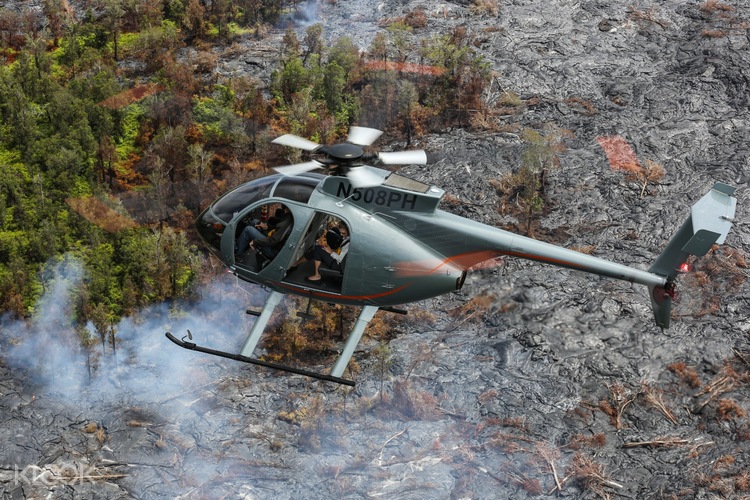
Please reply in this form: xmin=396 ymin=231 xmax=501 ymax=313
xmin=162 ymin=228 xmax=196 ymax=298
xmin=68 ymin=66 xmax=120 ymax=105
xmin=492 ymin=125 xmax=571 ymax=234
xmin=30 ymin=88 xmax=97 ymax=196
xmin=0 ymin=254 xmax=34 ymax=317
xmin=0 ymin=67 xmax=40 ymax=155
xmin=302 ymin=23 xmax=324 ymax=66
xmin=128 ymin=21 xmax=183 ymax=72
xmin=271 ymin=56 xmax=310 ymax=105
xmin=13 ymin=47 xmax=56 ymax=104
xmin=100 ymin=0 xmax=125 ymax=61
xmin=163 ymin=0 xmax=186 ymax=24
xmin=231 ymin=76 xmax=269 ymax=154
xmin=25 ymin=30 xmax=53 ymax=80
xmin=280 ymin=27 xmax=301 ymax=60
xmin=234 ymin=0 xmax=283 ymax=26
xmin=328 ymin=36 xmax=360 ymax=78
xmin=58 ymin=24 xmax=86 ymax=77
xmin=42 ymin=0 xmax=71 ymax=47
xmin=369 ymin=32 xmax=388 ymax=62
xmin=115 ymin=229 xmax=155 ymax=308
xmin=85 ymin=300 xmax=114 ymax=354
xmin=321 ymin=60 xmax=346 ymax=117
xmin=187 ymin=143 xmax=214 ymax=211
xmin=387 ymin=22 xmax=413 ymax=64
xmin=181 ymin=0 xmax=207 ymax=41
xmin=420 ymin=27 xmax=491 ymax=126
xmin=82 ymin=241 xmax=123 ymax=318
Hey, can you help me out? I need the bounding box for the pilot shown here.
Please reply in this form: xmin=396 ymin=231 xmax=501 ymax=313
xmin=302 ymin=224 xmax=349 ymax=283
xmin=237 ymin=206 xmax=293 ymax=260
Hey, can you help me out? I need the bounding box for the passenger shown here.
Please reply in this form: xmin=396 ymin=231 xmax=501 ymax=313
xmin=302 ymin=224 xmax=349 ymax=283
xmin=236 ymin=206 xmax=278 ymax=255
xmin=237 ymin=206 xmax=292 ymax=260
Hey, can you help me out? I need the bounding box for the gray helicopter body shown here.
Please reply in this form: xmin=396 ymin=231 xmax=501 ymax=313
xmin=196 ymin=167 xmax=735 ymax=329
xmin=174 ymin=127 xmax=736 ymax=385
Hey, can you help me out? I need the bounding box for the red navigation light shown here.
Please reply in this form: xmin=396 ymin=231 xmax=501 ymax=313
xmin=678 ymin=262 xmax=691 ymax=273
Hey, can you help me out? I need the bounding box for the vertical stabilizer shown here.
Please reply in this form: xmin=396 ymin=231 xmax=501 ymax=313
xmin=648 ymin=183 xmax=737 ymax=328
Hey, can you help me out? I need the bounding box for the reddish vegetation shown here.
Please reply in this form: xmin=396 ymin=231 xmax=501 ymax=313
xmin=66 ymin=196 xmax=138 ymax=232
xmin=667 ymin=361 xmax=702 ymax=388
xmin=98 ymin=83 xmax=165 ymax=110
xmin=716 ymin=398 xmax=746 ymax=421
xmin=596 ymin=135 xmax=641 ymax=173
xmin=365 ymin=60 xmax=446 ymax=76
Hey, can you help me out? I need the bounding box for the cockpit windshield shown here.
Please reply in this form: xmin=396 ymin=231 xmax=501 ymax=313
xmin=211 ymin=173 xmax=323 ymax=224
xmin=212 ymin=175 xmax=278 ymax=224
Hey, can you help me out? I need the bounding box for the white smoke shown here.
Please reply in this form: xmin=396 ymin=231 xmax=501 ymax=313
xmin=2 ymin=254 xmax=89 ymax=394
xmin=1 ymin=253 xmax=261 ymax=403
xmin=278 ymin=0 xmax=320 ymax=28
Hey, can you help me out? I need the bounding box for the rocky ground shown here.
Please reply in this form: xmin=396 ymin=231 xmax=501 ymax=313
xmin=2 ymin=0 xmax=750 ymax=498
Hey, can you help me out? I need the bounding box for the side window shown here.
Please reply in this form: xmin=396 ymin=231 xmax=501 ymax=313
xmin=234 ymin=203 xmax=294 ymax=271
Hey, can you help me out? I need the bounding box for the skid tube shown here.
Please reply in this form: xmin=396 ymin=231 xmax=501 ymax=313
xmin=165 ymin=332 xmax=355 ymax=386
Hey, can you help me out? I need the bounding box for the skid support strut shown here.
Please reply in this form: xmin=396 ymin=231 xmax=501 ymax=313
xmin=331 ymin=305 xmax=379 ymax=378
xmin=240 ymin=290 xmax=283 ymax=357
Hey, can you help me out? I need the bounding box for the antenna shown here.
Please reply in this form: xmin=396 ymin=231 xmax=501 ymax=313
xmin=336 ymin=193 xmax=356 ymax=208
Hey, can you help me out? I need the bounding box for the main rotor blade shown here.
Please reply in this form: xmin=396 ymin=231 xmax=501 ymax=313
xmin=273 ymin=161 xmax=324 ymax=176
xmin=271 ymin=134 xmax=320 ymax=151
xmin=378 ymin=150 xmax=428 ymax=165
xmin=347 ymin=166 xmax=387 ymax=188
xmin=347 ymin=126 xmax=383 ymax=146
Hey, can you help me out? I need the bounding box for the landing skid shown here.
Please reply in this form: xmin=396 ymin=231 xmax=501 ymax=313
xmin=165 ymin=332 xmax=355 ymax=386
xmin=166 ymin=290 xmax=392 ymax=386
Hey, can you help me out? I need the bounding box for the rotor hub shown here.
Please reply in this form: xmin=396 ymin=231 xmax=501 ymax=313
xmin=327 ymin=143 xmax=364 ymax=163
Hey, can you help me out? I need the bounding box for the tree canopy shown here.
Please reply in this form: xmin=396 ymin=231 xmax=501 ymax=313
xmin=0 ymin=1 xmax=492 ymax=371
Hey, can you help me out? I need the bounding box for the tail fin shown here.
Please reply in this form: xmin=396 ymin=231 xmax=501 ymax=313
xmin=648 ymin=182 xmax=737 ymax=328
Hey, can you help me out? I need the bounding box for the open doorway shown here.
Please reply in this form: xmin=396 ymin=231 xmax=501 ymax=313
xmin=284 ymin=212 xmax=350 ymax=293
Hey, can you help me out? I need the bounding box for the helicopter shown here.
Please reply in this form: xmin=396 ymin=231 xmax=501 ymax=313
xmin=166 ymin=126 xmax=737 ymax=386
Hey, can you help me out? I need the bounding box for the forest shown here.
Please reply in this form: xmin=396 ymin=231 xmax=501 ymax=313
xmin=0 ymin=1 xmax=492 ymax=362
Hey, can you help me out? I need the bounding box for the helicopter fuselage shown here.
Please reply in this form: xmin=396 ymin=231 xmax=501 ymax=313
xmin=196 ymin=169 xmax=672 ymax=309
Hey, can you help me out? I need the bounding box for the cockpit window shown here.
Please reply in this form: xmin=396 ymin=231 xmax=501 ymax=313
xmin=212 ymin=175 xmax=278 ymax=224
xmin=271 ymin=174 xmax=322 ymax=203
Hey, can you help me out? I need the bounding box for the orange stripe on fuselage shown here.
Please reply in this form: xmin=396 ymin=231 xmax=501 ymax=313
xmin=395 ymin=250 xmax=505 ymax=276
xmin=395 ymin=249 xmax=588 ymax=277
